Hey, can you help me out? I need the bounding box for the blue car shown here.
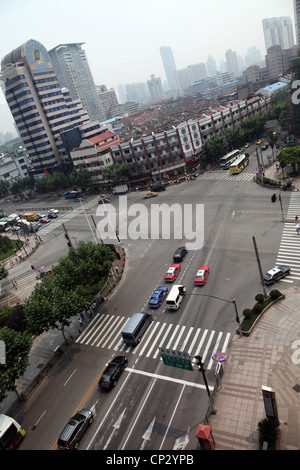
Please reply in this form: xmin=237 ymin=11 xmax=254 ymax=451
xmin=148 ymin=286 xmax=168 ymax=308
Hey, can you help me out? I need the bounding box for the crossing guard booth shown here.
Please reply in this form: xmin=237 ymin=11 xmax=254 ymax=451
xmin=195 ymin=424 xmax=215 ymax=450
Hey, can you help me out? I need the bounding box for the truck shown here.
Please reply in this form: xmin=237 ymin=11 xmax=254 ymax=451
xmin=63 ymin=190 xmax=82 ymax=199
xmin=19 ymin=212 xmax=39 ymax=222
xmin=113 ymin=184 xmax=128 ymax=194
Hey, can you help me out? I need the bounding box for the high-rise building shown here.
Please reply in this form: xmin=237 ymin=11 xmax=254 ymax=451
xmin=294 ymin=0 xmax=300 ymax=46
xmin=225 ymin=49 xmax=240 ymax=78
xmin=159 ymin=46 xmax=177 ymax=94
xmin=96 ymin=85 xmax=119 ymax=120
xmin=206 ymin=55 xmax=217 ymax=76
xmin=49 ymin=43 xmax=105 ymax=123
xmin=262 ymin=17 xmax=295 ymax=51
xmin=147 ymin=74 xmax=164 ymax=101
xmin=0 ymin=39 xmax=105 ymax=176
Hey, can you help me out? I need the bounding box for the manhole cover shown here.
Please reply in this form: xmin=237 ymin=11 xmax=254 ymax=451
xmin=292 ymin=383 xmax=300 ymax=393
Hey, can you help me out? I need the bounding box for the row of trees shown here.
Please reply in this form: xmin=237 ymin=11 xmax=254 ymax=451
xmin=0 ymin=168 xmax=92 ymax=198
xmin=202 ymin=101 xmax=287 ymax=163
xmin=0 ymin=241 xmax=116 ymax=402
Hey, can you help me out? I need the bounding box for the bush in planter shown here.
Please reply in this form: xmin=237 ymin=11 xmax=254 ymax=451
xmin=257 ymin=418 xmax=279 ymax=450
xmin=269 ymin=289 xmax=282 ymax=300
xmin=252 ymin=303 xmax=264 ymax=314
xmin=242 ymin=308 xmax=252 ymax=319
xmin=255 ymin=294 xmax=265 ymax=304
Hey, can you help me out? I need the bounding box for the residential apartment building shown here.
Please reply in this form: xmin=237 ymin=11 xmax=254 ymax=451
xmin=147 ymin=74 xmax=164 ymax=102
xmin=0 ymin=39 xmax=106 ymax=176
xmin=294 ymin=0 xmax=300 ymax=46
xmin=97 ymin=85 xmax=119 ymax=120
xmin=262 ymin=17 xmax=295 ymax=51
xmin=225 ymin=49 xmax=240 ymax=78
xmin=0 ymin=149 xmax=31 ymax=182
xmin=70 ymin=130 xmax=121 ymax=184
xmin=49 ymin=43 xmax=105 ymax=123
xmin=109 ymin=96 xmax=273 ymax=183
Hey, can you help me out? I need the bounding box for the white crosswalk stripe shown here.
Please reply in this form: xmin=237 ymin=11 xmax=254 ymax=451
xmin=75 ymin=313 xmax=231 ymax=369
xmin=275 ymin=193 xmax=300 ymax=283
xmin=199 ymin=171 xmax=254 ymax=182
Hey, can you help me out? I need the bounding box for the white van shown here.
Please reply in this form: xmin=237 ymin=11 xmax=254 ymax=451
xmin=165 ymin=285 xmax=186 ymax=310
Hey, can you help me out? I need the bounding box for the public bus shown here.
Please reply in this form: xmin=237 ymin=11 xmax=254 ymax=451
xmin=229 ymin=154 xmax=249 ymax=174
xmin=0 ymin=414 xmax=25 ymax=450
xmin=219 ymin=149 xmax=240 ymax=169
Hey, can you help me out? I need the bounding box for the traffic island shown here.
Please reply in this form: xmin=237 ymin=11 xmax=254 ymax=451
xmin=238 ymin=290 xmax=285 ymax=336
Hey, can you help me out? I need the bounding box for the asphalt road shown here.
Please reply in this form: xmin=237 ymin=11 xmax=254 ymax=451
xmin=12 ymin=151 xmax=292 ymax=451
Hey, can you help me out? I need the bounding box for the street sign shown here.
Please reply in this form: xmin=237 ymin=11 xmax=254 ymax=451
xmin=159 ymin=347 xmax=193 ymax=371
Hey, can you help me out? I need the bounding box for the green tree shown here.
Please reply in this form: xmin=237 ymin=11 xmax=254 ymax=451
xmin=102 ymin=163 xmax=130 ymax=185
xmin=24 ymin=278 xmax=86 ymax=343
xmin=278 ymin=146 xmax=300 ymax=172
xmin=69 ymin=168 xmax=91 ymax=188
xmin=0 ymin=327 xmax=32 ymax=401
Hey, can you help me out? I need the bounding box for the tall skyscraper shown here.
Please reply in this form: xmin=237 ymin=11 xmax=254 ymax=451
xmin=294 ymin=0 xmax=300 ymax=46
xmin=49 ymin=43 xmax=105 ymax=123
xmin=206 ymin=55 xmax=217 ymax=76
xmin=147 ymin=74 xmax=164 ymax=101
xmin=262 ymin=17 xmax=295 ymax=51
xmin=159 ymin=46 xmax=177 ymax=94
xmin=225 ymin=49 xmax=240 ymax=78
xmin=0 ymin=39 xmax=103 ymax=176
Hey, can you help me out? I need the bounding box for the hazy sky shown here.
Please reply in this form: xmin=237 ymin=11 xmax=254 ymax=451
xmin=0 ymin=0 xmax=295 ymax=134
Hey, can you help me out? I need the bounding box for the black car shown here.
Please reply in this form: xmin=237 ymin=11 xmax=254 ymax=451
xmin=57 ymin=409 xmax=93 ymax=450
xmin=152 ymin=184 xmax=165 ymax=192
xmin=263 ymin=265 xmax=290 ymax=285
xmin=173 ymin=247 xmax=187 ymax=262
xmin=98 ymin=356 xmax=128 ymax=390
xmin=48 ymin=212 xmax=57 ymax=219
xmin=98 ymin=197 xmax=110 ymax=204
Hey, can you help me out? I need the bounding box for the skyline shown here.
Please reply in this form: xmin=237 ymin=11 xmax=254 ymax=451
xmin=0 ymin=0 xmax=295 ymax=135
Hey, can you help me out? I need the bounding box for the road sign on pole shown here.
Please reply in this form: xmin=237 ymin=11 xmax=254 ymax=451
xmin=159 ymin=347 xmax=193 ymax=371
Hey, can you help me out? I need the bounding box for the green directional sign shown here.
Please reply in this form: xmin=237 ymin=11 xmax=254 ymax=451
xmin=159 ymin=347 xmax=193 ymax=371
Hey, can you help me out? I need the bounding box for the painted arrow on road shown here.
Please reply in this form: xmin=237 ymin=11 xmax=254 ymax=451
xmin=140 ymin=417 xmax=156 ymax=450
xmin=103 ymin=408 xmax=126 ymax=450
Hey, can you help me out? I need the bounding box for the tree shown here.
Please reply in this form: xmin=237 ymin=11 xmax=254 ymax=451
xmin=102 ymin=163 xmax=130 ymax=185
xmin=69 ymin=168 xmax=91 ymax=188
xmin=264 ymin=129 xmax=280 ymax=162
xmin=24 ymin=278 xmax=86 ymax=344
xmin=0 ymin=327 xmax=32 ymax=401
xmin=278 ymin=147 xmax=300 ymax=172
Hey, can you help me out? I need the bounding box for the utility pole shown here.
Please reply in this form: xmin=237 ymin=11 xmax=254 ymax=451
xmin=62 ymin=223 xmax=73 ymax=248
xmin=252 ymin=236 xmax=267 ymax=299
xmin=195 ymin=355 xmax=216 ymax=414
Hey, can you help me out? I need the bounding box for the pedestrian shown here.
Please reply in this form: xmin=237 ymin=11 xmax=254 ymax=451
xmin=13 ymin=278 xmax=17 ymax=287
xmin=78 ymin=317 xmax=84 ymax=328
xmin=80 ymin=311 xmax=85 ymax=322
xmin=295 ymin=216 xmax=299 ymax=224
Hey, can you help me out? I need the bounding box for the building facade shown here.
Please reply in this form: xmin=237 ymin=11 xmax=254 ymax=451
xmin=147 ymin=74 xmax=164 ymax=102
xmin=109 ymin=96 xmax=273 ymax=183
xmin=48 ymin=43 xmax=105 ymax=123
xmin=97 ymin=85 xmax=119 ymax=120
xmin=0 ymin=40 xmax=107 ymax=176
xmin=262 ymin=17 xmax=295 ymax=51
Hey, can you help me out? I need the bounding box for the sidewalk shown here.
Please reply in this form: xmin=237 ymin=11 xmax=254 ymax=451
xmin=208 ymin=284 xmax=300 ymax=450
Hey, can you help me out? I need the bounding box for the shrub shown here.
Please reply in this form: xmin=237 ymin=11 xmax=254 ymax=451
xmin=242 ymin=308 xmax=252 ymax=318
xmin=252 ymin=303 xmax=264 ymax=314
xmin=269 ymin=289 xmax=282 ymax=300
xmin=255 ymin=294 xmax=265 ymax=304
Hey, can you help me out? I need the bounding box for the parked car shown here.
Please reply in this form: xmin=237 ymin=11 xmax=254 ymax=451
xmin=152 ymin=184 xmax=165 ymax=192
xmin=148 ymin=286 xmax=168 ymax=307
xmin=143 ymin=191 xmax=157 ymax=199
xmin=164 ymin=264 xmax=181 ymax=282
xmin=264 ymin=265 xmax=290 ymax=285
xmin=98 ymin=197 xmax=110 ymax=204
xmin=194 ymin=266 xmax=209 ymax=285
xmin=98 ymin=356 xmax=128 ymax=390
xmin=57 ymin=409 xmax=93 ymax=450
xmin=173 ymin=247 xmax=187 ymax=262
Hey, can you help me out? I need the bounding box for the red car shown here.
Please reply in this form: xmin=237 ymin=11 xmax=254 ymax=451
xmin=194 ymin=266 xmax=209 ymax=285
xmin=165 ymin=264 xmax=181 ymax=282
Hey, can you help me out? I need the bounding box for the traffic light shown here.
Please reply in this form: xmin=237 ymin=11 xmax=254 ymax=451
xmin=271 ymin=193 xmax=277 ymax=203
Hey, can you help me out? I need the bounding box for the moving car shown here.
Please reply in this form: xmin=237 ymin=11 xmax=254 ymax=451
xmin=194 ymin=266 xmax=209 ymax=285
xmin=148 ymin=286 xmax=168 ymax=307
xmin=143 ymin=191 xmax=157 ymax=199
xmin=75 ymin=195 xmax=86 ymax=202
xmin=98 ymin=356 xmax=128 ymax=390
xmin=57 ymin=409 xmax=93 ymax=450
xmin=49 ymin=208 xmax=59 ymax=214
xmin=98 ymin=197 xmax=110 ymax=204
xmin=39 ymin=217 xmax=50 ymax=223
xmin=164 ymin=264 xmax=181 ymax=282
xmin=152 ymin=184 xmax=165 ymax=192
xmin=264 ymin=265 xmax=290 ymax=285
xmin=173 ymin=247 xmax=187 ymax=262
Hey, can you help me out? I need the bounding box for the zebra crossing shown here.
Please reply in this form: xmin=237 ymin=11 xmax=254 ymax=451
xmin=275 ymin=192 xmax=300 ymax=283
xmin=38 ymin=196 xmax=99 ymax=236
xmin=75 ymin=312 xmax=231 ymax=370
xmin=199 ymin=170 xmax=254 ymax=182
